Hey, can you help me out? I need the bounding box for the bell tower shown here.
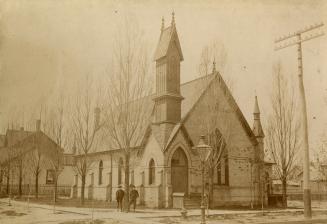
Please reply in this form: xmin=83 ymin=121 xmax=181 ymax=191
xmin=152 ymin=12 xmax=184 ymax=147
xmin=153 ymin=12 xmax=184 ymax=125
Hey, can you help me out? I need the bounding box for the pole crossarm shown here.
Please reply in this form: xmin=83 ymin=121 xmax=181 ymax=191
xmin=275 ymin=31 xmax=325 ymax=51
xmin=275 ymin=22 xmax=324 ymax=43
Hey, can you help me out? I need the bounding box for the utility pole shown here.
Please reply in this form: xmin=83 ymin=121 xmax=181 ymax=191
xmin=274 ymin=23 xmax=324 ymax=219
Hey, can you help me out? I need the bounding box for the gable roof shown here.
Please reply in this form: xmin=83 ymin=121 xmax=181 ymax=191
xmin=153 ymin=25 xmax=184 ymax=61
xmin=87 ymin=74 xmax=214 ymax=154
xmin=163 ymin=72 xmax=258 ymax=150
xmin=86 ymin=70 xmax=258 ymax=155
xmin=0 ymin=130 xmax=64 ymax=165
xmin=5 ymin=129 xmax=33 ymax=146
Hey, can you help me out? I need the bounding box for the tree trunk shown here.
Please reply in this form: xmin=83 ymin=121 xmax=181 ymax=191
xmin=282 ymin=177 xmax=287 ymax=208
xmin=35 ymin=173 xmax=39 ymax=199
xmin=6 ymin=165 xmax=10 ymax=195
xmin=54 ymin=174 xmax=58 ymax=203
xmin=6 ymin=170 xmax=9 ymax=195
xmin=81 ymin=174 xmax=86 ymax=205
xmin=208 ymin=167 xmax=214 ymax=208
xmin=124 ymin=152 xmax=130 ymax=212
xmin=18 ymin=164 xmax=23 ymax=197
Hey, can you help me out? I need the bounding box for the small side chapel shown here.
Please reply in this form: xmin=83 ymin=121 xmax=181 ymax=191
xmin=72 ymin=14 xmax=272 ymax=208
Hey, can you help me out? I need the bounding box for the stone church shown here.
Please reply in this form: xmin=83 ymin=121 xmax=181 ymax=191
xmin=72 ymin=14 xmax=272 ymax=208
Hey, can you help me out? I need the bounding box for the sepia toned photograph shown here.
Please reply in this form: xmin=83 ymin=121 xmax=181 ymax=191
xmin=0 ymin=0 xmax=326 ymax=223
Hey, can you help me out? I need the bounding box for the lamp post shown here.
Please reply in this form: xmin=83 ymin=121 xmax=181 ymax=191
xmin=195 ymin=135 xmax=211 ymax=224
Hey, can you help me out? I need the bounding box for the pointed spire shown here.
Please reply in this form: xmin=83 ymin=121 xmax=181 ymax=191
xmin=161 ymin=17 xmax=165 ymax=32
xmin=171 ymin=11 xmax=175 ymax=27
xmin=253 ymin=95 xmax=260 ymax=115
xmin=252 ymin=95 xmax=264 ymax=138
xmin=212 ymin=58 xmax=216 ymax=74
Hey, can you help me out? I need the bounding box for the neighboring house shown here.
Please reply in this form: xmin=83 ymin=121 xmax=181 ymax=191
xmin=0 ymin=121 xmax=74 ymax=197
xmin=72 ymin=14 xmax=272 ymax=209
xmin=270 ymin=164 xmax=302 ymax=194
xmin=272 ymin=179 xmax=301 ymax=194
xmin=297 ymin=163 xmax=327 ymax=193
xmin=271 ymin=162 xmax=327 ymax=199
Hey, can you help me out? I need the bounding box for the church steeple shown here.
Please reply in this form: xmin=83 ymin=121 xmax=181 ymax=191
xmin=252 ymin=96 xmax=264 ymax=138
xmin=152 ymin=13 xmax=184 ymax=148
xmin=153 ymin=13 xmax=184 ymax=125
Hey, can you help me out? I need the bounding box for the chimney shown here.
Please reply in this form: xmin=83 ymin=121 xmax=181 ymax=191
xmin=36 ymin=119 xmax=41 ymax=132
xmin=94 ymin=107 xmax=101 ymax=129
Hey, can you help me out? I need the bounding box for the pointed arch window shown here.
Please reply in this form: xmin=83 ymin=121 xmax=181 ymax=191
xmin=149 ymin=159 xmax=155 ymax=185
xmin=209 ymin=128 xmax=229 ymax=186
xmin=98 ymin=160 xmax=103 ymax=185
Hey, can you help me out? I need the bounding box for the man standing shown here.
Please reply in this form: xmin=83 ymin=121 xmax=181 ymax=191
xmin=129 ymin=184 xmax=139 ymax=212
xmin=116 ymin=185 xmax=125 ymax=212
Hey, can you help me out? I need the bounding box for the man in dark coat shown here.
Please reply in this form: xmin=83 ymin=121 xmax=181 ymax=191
xmin=129 ymin=184 xmax=139 ymax=212
xmin=116 ymin=185 xmax=125 ymax=212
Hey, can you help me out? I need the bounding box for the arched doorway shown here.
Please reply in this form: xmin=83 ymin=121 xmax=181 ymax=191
xmin=171 ymin=148 xmax=188 ymax=194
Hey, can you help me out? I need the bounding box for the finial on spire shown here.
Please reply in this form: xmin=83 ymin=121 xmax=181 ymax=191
xmin=212 ymin=58 xmax=216 ymax=73
xmin=161 ymin=17 xmax=165 ymax=32
xmin=171 ymin=11 xmax=175 ymax=26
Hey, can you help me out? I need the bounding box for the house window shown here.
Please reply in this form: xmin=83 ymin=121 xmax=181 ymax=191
xmin=74 ymin=175 xmax=78 ymax=186
xmin=118 ymin=158 xmax=123 ymax=185
xmin=149 ymin=159 xmax=155 ymax=185
xmin=46 ymin=169 xmax=55 ymax=185
xmin=90 ymin=173 xmax=94 ymax=185
xmin=99 ymin=160 xmax=103 ymax=185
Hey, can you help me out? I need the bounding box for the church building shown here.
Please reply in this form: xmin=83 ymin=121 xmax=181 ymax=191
xmin=72 ymin=14 xmax=272 ymax=208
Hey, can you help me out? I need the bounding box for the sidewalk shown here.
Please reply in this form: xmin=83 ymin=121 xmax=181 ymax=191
xmin=1 ymin=197 xmax=319 ymax=217
xmin=1 ymin=198 xmax=327 ymax=224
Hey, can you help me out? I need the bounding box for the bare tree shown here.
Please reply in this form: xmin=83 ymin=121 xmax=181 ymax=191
xmin=42 ymin=95 xmax=68 ymax=203
xmin=26 ymin=146 xmax=44 ymax=199
xmin=2 ymin=132 xmax=25 ymax=198
xmin=71 ymin=76 xmax=102 ymax=205
xmin=198 ymin=40 xmax=234 ymax=91
xmin=196 ymin=41 xmax=233 ymax=208
xmin=104 ymin=16 xmax=152 ymax=212
xmin=265 ymin=62 xmax=300 ymax=208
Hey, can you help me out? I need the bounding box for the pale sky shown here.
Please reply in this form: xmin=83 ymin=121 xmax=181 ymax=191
xmin=0 ymin=0 xmax=326 ymax=155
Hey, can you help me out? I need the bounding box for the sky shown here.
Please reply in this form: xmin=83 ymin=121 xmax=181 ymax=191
xmin=0 ymin=0 xmax=326 ymax=155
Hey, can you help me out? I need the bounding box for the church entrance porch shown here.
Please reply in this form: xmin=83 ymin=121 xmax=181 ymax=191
xmin=171 ymin=148 xmax=188 ymax=195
